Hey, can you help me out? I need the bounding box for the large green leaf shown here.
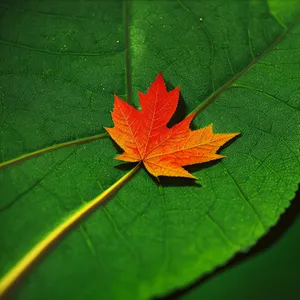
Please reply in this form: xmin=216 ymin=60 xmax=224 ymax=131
xmin=1 ymin=0 xmax=300 ymax=299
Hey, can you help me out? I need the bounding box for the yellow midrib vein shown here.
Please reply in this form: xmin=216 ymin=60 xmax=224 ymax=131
xmin=0 ymin=163 xmax=140 ymax=299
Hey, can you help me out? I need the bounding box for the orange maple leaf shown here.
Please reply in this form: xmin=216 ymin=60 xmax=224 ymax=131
xmin=106 ymin=73 xmax=239 ymax=179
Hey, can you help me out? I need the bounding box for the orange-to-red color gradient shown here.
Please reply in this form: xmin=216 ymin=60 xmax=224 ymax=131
xmin=106 ymin=73 xmax=239 ymax=179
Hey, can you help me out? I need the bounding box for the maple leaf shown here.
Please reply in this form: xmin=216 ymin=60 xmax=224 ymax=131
xmin=106 ymin=73 xmax=239 ymax=179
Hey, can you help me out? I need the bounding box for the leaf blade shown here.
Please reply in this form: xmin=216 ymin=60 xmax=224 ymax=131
xmin=1 ymin=1 xmax=300 ymax=300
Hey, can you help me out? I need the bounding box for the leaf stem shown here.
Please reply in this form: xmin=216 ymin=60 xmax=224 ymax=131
xmin=0 ymin=163 xmax=140 ymax=299
xmin=0 ymin=132 xmax=108 ymax=170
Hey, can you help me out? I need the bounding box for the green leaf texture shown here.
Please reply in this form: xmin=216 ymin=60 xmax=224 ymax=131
xmin=0 ymin=0 xmax=299 ymax=299
xmin=181 ymin=213 xmax=300 ymax=300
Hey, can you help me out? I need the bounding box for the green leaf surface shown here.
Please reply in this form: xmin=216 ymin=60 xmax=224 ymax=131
xmin=0 ymin=0 xmax=300 ymax=299
xmin=181 ymin=202 xmax=300 ymax=300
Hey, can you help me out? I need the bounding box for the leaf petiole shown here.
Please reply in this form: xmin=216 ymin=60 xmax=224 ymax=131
xmin=0 ymin=163 xmax=140 ymax=299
